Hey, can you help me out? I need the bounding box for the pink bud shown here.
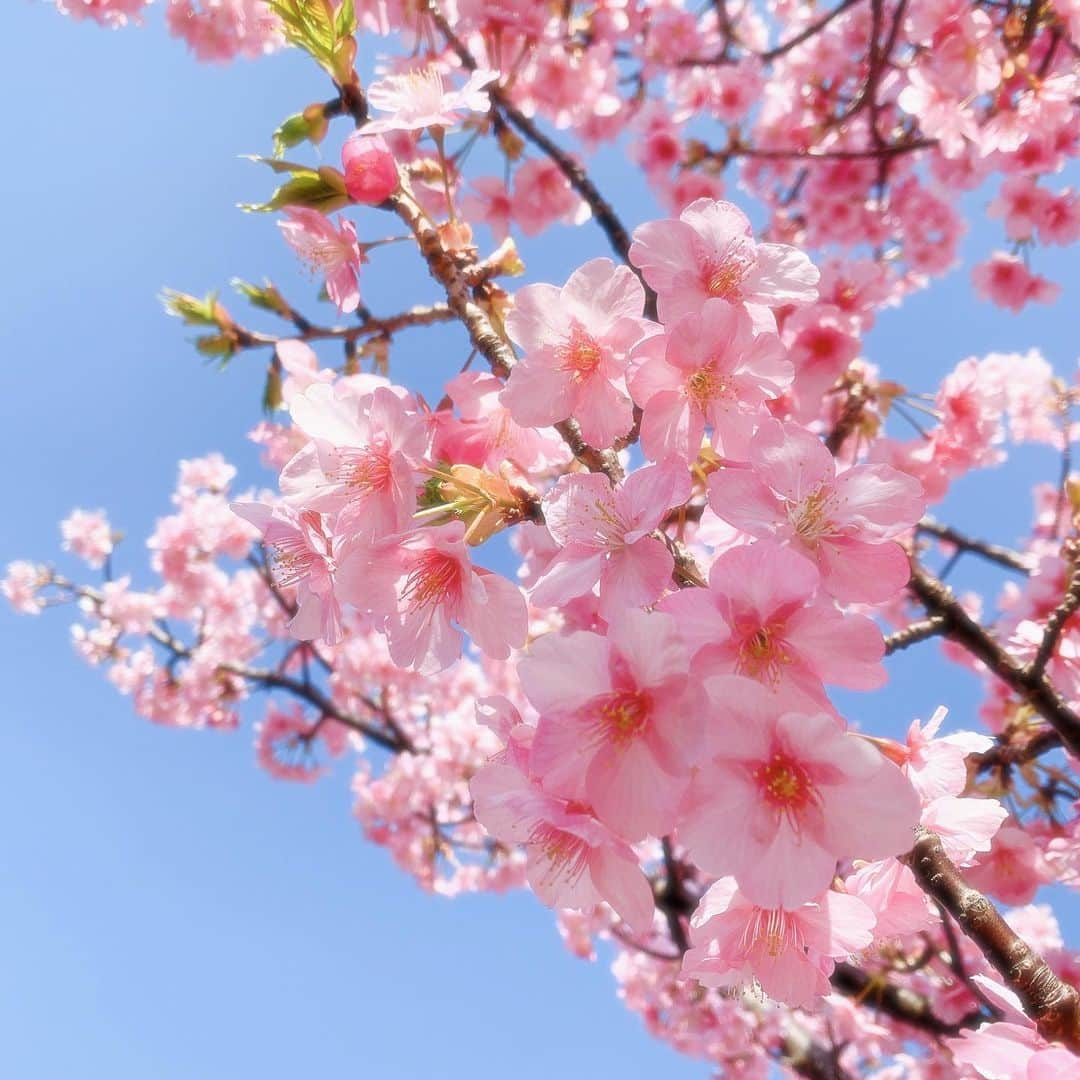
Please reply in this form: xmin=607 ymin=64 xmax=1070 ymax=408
xmin=341 ymin=132 xmax=398 ymax=204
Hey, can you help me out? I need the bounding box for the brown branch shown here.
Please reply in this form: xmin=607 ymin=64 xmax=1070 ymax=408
xmin=1030 ymin=554 xmax=1080 ymax=679
xmin=907 ymin=564 xmax=1080 ymax=758
xmin=884 ymin=616 xmax=946 ymax=655
xmin=680 ymin=0 xmax=866 ymax=66
xmin=55 ymin=576 xmax=407 ymax=753
xmin=909 ymin=827 xmax=1080 ymax=1051
xmin=917 ymin=519 xmax=1033 ymax=575
xmin=423 ymin=2 xmax=655 ymax=312
xmin=974 ymin=727 xmax=1062 ymax=772
xmin=829 ymin=961 xmax=981 ymax=1038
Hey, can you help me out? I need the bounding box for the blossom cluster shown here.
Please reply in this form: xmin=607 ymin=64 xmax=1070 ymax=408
xmin=20 ymin=1 xmax=1080 ymax=1076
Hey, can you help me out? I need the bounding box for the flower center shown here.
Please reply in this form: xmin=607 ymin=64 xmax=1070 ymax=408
xmin=785 ymin=486 xmax=834 ymax=545
xmin=527 ymin=823 xmax=590 ymax=884
xmin=400 ymin=549 xmax=462 ymax=610
xmin=686 ymin=363 xmax=728 ymax=411
xmin=753 ymin=752 xmax=817 ymax=819
xmin=701 ymin=245 xmax=752 ymax=301
xmin=598 ymin=689 xmax=651 ymax=743
xmin=736 ymin=625 xmax=792 ymax=687
xmin=556 ymin=325 xmax=604 ymax=382
xmin=333 ymin=442 xmax=392 ymax=494
xmin=743 ymin=907 xmax=799 ymax=960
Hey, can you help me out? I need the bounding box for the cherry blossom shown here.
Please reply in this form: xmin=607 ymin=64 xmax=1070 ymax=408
xmin=628 ymin=198 xmax=819 ymax=328
xmin=708 ymin=420 xmax=926 ymax=604
xmin=520 ymin=611 xmax=705 ymax=840
xmin=364 ymin=66 xmax=497 ymax=134
xmin=683 ymin=877 xmax=876 ymax=1009
xmin=341 ymin=131 xmax=398 ymax=204
xmin=530 ymin=462 xmax=690 ymax=619
xmin=278 ymin=208 xmax=364 ymax=314
xmin=500 ymin=257 xmax=651 ymax=447
xmin=627 ymin=299 xmax=791 ymax=462
xmin=680 ymin=678 xmax=920 ymax=908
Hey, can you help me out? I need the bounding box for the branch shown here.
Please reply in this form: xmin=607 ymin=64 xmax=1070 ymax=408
xmin=829 ymin=961 xmax=980 ymax=1038
xmin=423 ymin=2 xmax=655 ymax=311
xmin=917 ymin=519 xmax=1033 ymax=575
xmin=1030 ymin=554 xmax=1080 ymax=679
xmin=974 ymin=727 xmax=1063 ymax=772
xmin=884 ymin=616 xmax=946 ymax=655
xmin=907 ymin=564 xmax=1080 ymax=758
xmin=909 ymin=827 xmax=1080 ymax=1051
xmin=679 ymin=0 xmax=866 ymax=66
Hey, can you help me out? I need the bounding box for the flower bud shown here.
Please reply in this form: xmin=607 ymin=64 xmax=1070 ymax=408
xmin=341 ymin=132 xmax=398 ymax=204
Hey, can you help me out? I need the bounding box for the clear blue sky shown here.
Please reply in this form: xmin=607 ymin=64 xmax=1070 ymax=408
xmin=0 ymin=7 xmax=1076 ymax=1078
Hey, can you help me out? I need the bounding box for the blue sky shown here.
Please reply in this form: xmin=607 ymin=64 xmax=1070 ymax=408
xmin=1 ymin=6 xmax=1077 ymax=1078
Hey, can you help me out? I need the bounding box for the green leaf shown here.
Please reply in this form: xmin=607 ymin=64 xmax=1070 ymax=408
xmin=194 ymin=333 xmax=237 ymax=364
xmin=161 ymin=288 xmax=222 ymax=327
xmin=272 ymin=105 xmax=329 ymax=158
xmin=242 ymin=157 xmax=350 ymax=213
xmin=334 ymin=0 xmax=355 ymax=38
xmin=262 ymin=361 xmax=284 ymax=413
xmin=231 ymin=279 xmax=291 ymax=318
xmin=241 ymin=171 xmax=351 ymax=213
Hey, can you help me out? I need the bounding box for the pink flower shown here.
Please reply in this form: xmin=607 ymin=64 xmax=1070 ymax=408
xmin=627 ymin=299 xmax=791 ymax=461
xmin=364 ymin=65 xmax=497 ymax=134
xmin=255 ymin=704 xmax=347 ymax=783
xmin=511 ymin=158 xmax=589 ymax=236
xmin=972 ymin=253 xmax=1062 ymax=313
xmin=278 ymin=208 xmax=364 ymax=314
xmin=530 ymin=462 xmax=691 ymax=619
xmin=899 ymin=706 xmax=993 ymax=802
xmin=439 ymin=371 xmax=568 ymax=473
xmin=683 ymin=877 xmax=876 ymax=1009
xmin=659 ymin=542 xmax=885 ymax=707
xmin=61 ymin=508 xmax=114 ymax=569
xmin=919 ymin=795 xmax=1009 ymax=866
xmin=897 ymin=68 xmax=979 ymax=159
xmin=966 ymin=825 xmax=1052 ymax=906
xmin=680 ymin=678 xmax=920 ymax=908
xmin=461 ymin=177 xmax=513 ymax=241
xmin=844 ymin=858 xmax=929 ymax=940
xmin=338 ymin=522 xmax=527 ymax=674
xmin=628 ymin=198 xmax=819 ymax=328
xmin=501 ymin=258 xmax=653 ymax=448
xmin=521 ymin=611 xmax=705 ymax=840
xmin=280 ymin=383 xmax=426 ymax=538
xmin=707 ymin=420 xmax=926 ymax=604
xmin=471 ymin=759 xmax=655 ymax=933
xmin=1037 ymin=188 xmax=1080 ymax=246
xmin=341 ymin=132 xmax=398 ymax=203
xmin=2 ymin=561 xmax=44 ymax=616
xmin=56 ymin=0 xmax=149 ymax=27
xmin=232 ymin=501 xmax=345 ymax=644
xmin=948 ymin=1021 xmax=1077 ymax=1079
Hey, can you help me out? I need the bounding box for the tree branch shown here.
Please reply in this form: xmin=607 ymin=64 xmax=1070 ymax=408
xmin=909 ymin=827 xmax=1080 ymax=1051
xmin=917 ymin=519 xmax=1033 ymax=575
xmin=907 ymin=564 xmax=1080 ymax=758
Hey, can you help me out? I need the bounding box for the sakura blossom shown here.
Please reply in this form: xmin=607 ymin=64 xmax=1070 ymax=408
xmin=364 ymin=66 xmax=497 ymax=134
xmin=627 ymin=298 xmax=792 ymax=461
xmin=529 ymin=462 xmax=690 ymax=620
xmin=520 ymin=611 xmax=705 ymax=840
xmin=628 ymin=198 xmax=819 ymax=328
xmin=278 ymin=208 xmax=364 ymax=314
xmin=23 ymin=1 xmax=1080 ymax=1074
xmin=708 ymin=420 xmax=926 ymax=603
xmin=341 ymin=131 xmax=398 ymax=204
xmin=683 ymin=877 xmax=876 ymax=1009
xmin=680 ymin=678 xmax=921 ymax=908
xmin=500 ymin=257 xmax=652 ymax=447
